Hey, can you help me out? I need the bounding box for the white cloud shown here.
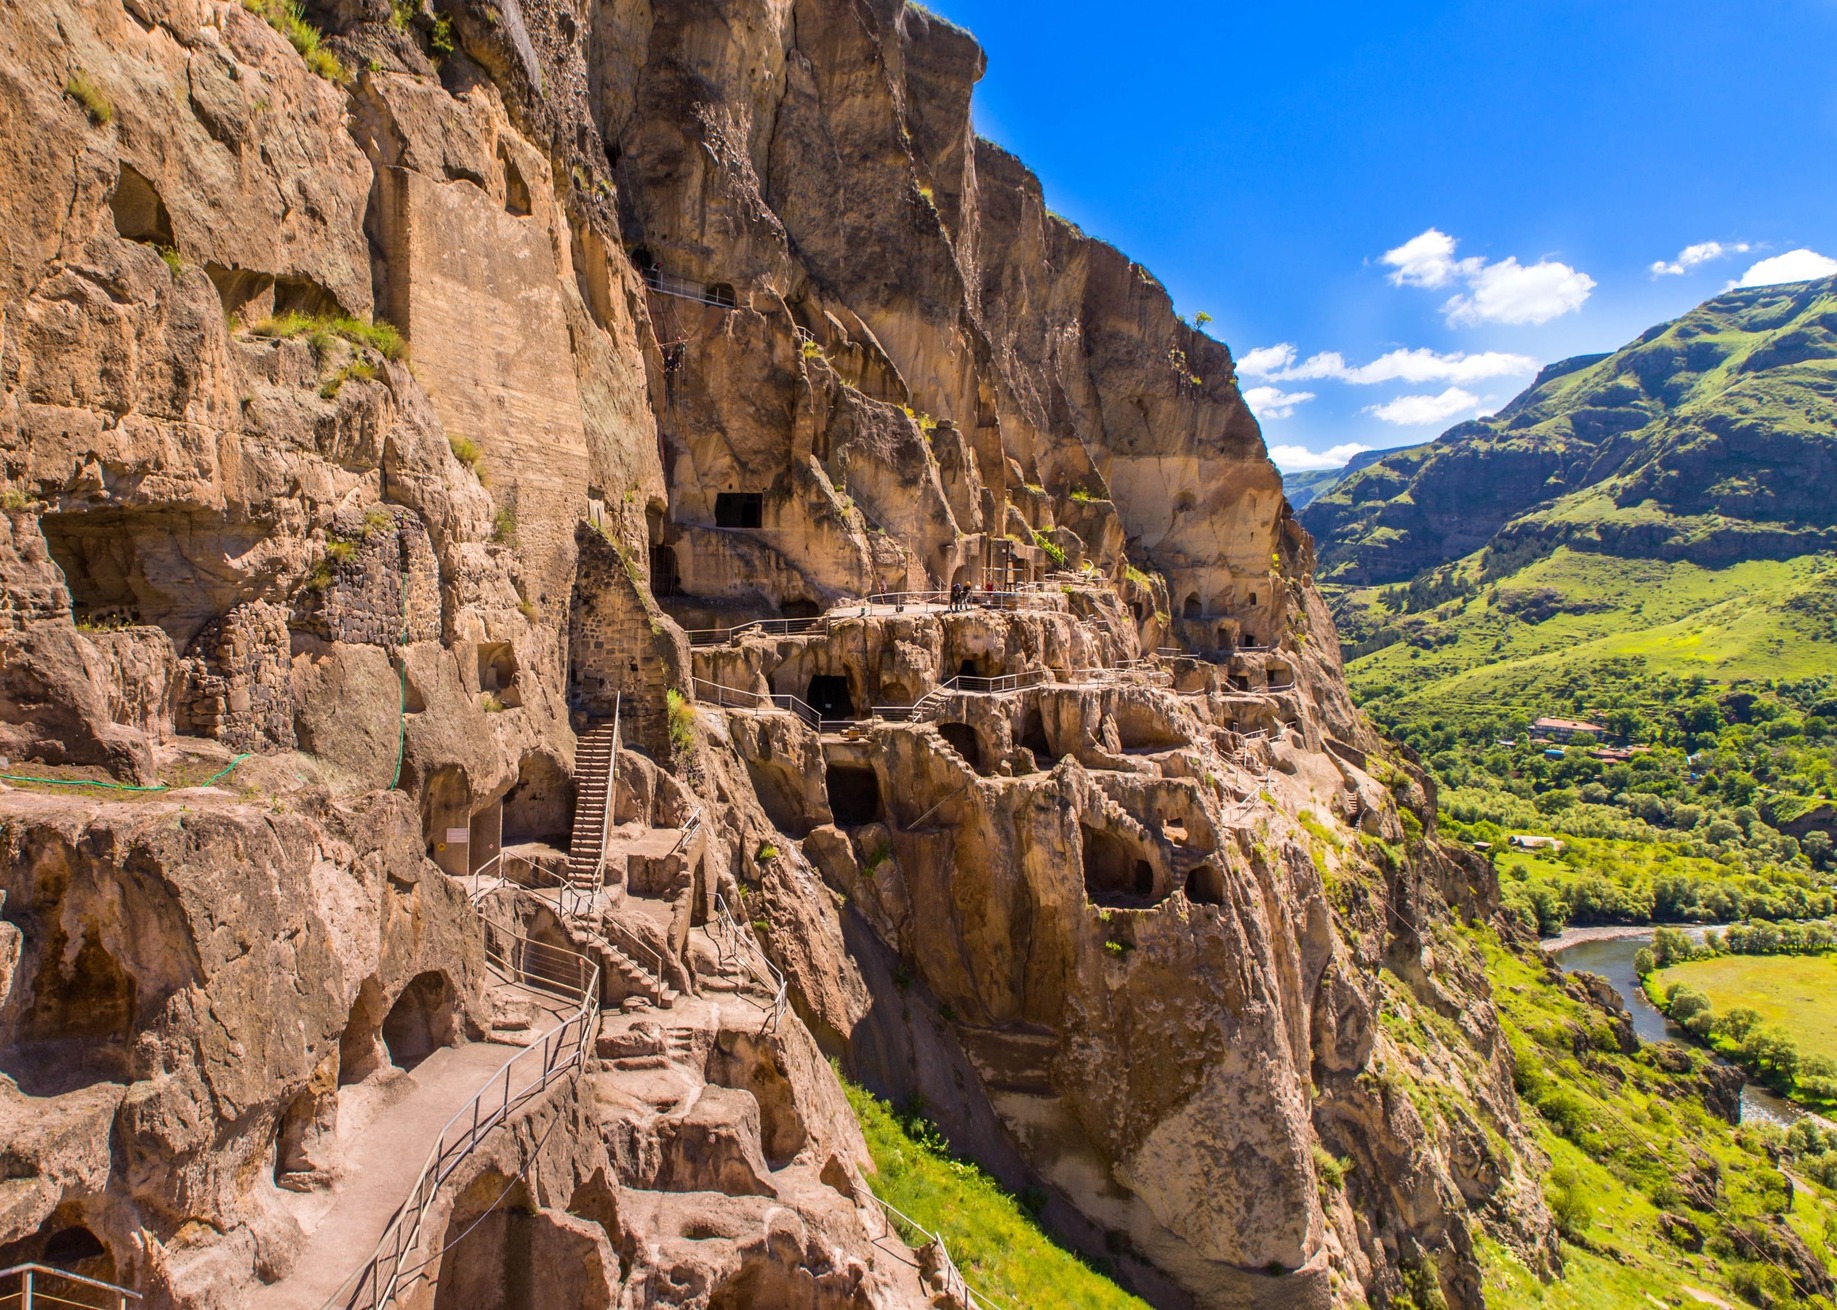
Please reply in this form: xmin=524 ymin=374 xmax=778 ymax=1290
xmin=1444 ymin=258 xmax=1596 ymax=327
xmin=1278 ymin=346 xmax=1538 ymax=386
xmin=1238 ymin=343 xmax=1298 ymax=379
xmin=1242 ymin=385 xmax=1316 ymax=419
xmin=1381 ymin=229 xmax=1468 ymax=289
xmin=1651 ymin=240 xmax=1750 ymax=277
xmin=1268 ymin=442 xmax=1373 ymax=472
xmin=1735 ymin=248 xmax=1837 ymax=288
xmin=1365 ymin=387 xmax=1484 ymax=426
xmin=1381 ymin=228 xmax=1595 ymax=326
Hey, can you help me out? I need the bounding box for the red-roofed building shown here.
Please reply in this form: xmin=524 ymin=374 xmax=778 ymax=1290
xmin=1532 ymin=716 xmax=1604 ymax=742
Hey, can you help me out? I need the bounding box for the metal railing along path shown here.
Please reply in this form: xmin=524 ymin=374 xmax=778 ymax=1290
xmin=861 ymin=1196 xmax=1010 ymax=1310
xmin=640 ymin=268 xmax=737 ymax=309
xmin=711 ymin=892 xmax=788 ymax=1033
xmin=0 ymin=1264 xmax=140 ymax=1310
xmin=692 ymin=677 xmax=824 ymax=731
xmin=319 ymin=925 xmax=598 ymax=1310
xmin=684 ymin=615 xmax=827 ymax=647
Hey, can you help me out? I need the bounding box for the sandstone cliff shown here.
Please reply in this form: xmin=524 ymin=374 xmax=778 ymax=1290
xmin=0 ymin=2 xmax=1554 ymax=1307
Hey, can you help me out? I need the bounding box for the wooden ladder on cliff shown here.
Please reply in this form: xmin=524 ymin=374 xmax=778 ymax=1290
xmin=566 ymin=697 xmax=621 ymax=902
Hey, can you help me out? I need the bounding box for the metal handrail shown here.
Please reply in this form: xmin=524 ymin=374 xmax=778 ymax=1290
xmin=683 ymin=615 xmax=827 ymax=647
xmin=711 ymin=893 xmax=787 ymax=1033
xmin=0 ymin=1265 xmax=140 ymax=1309
xmin=861 ymin=1197 xmax=1010 ymax=1310
xmin=592 ymin=693 xmax=621 ymax=892
xmin=640 ymin=268 xmax=737 ymax=309
xmin=320 ymin=924 xmax=598 ymax=1310
xmin=692 ymin=677 xmax=824 ymax=730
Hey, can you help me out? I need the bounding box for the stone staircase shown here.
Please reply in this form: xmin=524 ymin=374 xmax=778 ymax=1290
xmin=567 ymin=722 xmax=620 ymax=896
xmin=598 ymin=935 xmax=679 ymax=1011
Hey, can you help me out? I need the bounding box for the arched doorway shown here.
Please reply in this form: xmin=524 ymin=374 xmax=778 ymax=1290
xmin=382 ymin=972 xmax=460 ymax=1071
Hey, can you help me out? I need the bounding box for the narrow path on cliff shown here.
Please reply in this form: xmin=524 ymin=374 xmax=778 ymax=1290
xmin=246 ymin=993 xmax=572 ymax=1310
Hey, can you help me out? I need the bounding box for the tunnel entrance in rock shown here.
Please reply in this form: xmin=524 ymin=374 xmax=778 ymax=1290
xmin=1185 ymin=864 xmax=1226 ymax=907
xmin=504 ymin=752 xmax=572 ymax=846
xmin=780 ymin=598 xmax=820 ymax=620
xmin=382 ymin=972 xmax=459 ymax=1071
xmin=1183 ymin=593 xmax=1202 ymax=619
xmin=805 ymin=675 xmax=854 ymax=721
xmin=825 ymin=764 xmax=882 ymax=826
xmin=714 ymin=492 xmax=763 ymax=529
xmin=110 ymin=164 xmax=173 ymax=246
xmin=706 ymin=282 xmax=737 ymax=309
xmin=1082 ymin=826 xmax=1154 ymax=906
xmin=938 ymin=722 xmax=985 ymax=774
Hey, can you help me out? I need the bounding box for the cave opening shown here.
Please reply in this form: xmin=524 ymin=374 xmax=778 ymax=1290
xmin=504 ymin=751 xmax=573 ymax=846
xmin=1185 ymin=864 xmax=1226 ymax=907
xmin=780 ymin=598 xmax=820 ymax=620
xmin=1082 ymin=825 xmax=1156 ymax=906
xmin=825 ymin=764 xmax=882 ymax=826
xmin=478 ymin=642 xmax=521 ymax=707
xmin=649 ymin=544 xmax=681 ymax=596
xmin=1020 ymin=707 xmax=1053 ymax=761
xmin=804 ymin=675 xmax=854 ymax=721
xmin=714 ymin=492 xmax=763 ymax=529
xmin=937 ymin=722 xmax=985 ymax=775
xmin=1182 ymin=593 xmax=1202 ymax=619
xmin=382 ymin=971 xmax=459 ymax=1071
xmin=500 ymin=148 xmax=532 ymax=217
xmin=338 ymin=978 xmax=387 ymax=1085
xmin=0 ymin=1215 xmax=116 ymax=1286
xmin=2 ymin=920 xmax=137 ymax=1096
xmin=110 ymin=163 xmax=173 ymax=246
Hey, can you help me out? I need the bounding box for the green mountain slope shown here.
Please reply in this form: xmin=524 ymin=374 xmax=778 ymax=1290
xmin=1302 ymin=276 xmax=1837 ymax=585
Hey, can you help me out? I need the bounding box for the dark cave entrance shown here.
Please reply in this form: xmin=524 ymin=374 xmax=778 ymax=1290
xmin=805 ymin=675 xmax=855 ymax=722
xmin=382 ymin=971 xmax=460 ymax=1072
xmin=826 ymin=764 xmax=882 ymax=826
xmin=1082 ymin=825 xmax=1155 ymax=906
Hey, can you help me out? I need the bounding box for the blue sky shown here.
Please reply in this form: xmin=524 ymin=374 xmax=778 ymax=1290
xmin=920 ymin=0 xmax=1837 ymax=469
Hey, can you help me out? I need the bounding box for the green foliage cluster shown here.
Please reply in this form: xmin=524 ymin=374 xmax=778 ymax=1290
xmin=447 ymin=434 xmax=482 ymax=472
xmin=254 ymin=312 xmax=406 ymax=362
xmin=1478 ymin=930 xmax=1837 ymax=1308
xmin=842 ymin=1078 xmax=1150 ymax=1309
xmin=489 ymin=507 xmax=516 ymax=545
xmin=319 ymin=358 xmax=377 ymax=399
xmin=240 ymin=0 xmax=349 ymax=83
xmin=1031 ymin=527 xmax=1067 ymax=568
xmin=666 ymin=688 xmax=696 ymax=756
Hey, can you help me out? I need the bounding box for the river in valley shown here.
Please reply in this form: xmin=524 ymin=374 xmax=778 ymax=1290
xmin=1545 ymin=928 xmax=1806 ymax=1128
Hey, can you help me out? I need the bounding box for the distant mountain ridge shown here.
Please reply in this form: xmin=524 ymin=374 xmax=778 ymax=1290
xmin=1301 ymin=276 xmax=1837 ymax=584
xmin=1281 ymin=444 xmax=1424 ymax=511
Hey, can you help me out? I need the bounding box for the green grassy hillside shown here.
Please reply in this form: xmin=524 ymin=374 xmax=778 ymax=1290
xmin=1303 ymin=277 xmax=1837 ymax=585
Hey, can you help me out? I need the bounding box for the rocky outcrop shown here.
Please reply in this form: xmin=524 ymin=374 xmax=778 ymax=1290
xmin=0 ymin=0 xmax=1556 ymax=1307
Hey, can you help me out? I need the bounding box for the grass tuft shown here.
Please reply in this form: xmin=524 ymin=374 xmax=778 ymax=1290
xmin=241 ymin=0 xmax=351 ymax=84
xmin=65 ymin=70 xmax=113 ymax=125
xmin=253 ymin=312 xmax=406 ymax=362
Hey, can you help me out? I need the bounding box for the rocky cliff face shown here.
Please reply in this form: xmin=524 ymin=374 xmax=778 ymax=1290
xmin=1302 ymin=277 xmax=1837 ymax=585
xmin=0 ymin=1 xmax=1554 ymax=1306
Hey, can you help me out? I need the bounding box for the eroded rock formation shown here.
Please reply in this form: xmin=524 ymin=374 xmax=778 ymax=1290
xmin=0 ymin=1 xmax=1554 ymax=1306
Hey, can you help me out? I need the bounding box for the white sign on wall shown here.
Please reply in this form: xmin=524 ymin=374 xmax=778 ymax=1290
xmin=445 ymin=827 xmax=470 ymax=844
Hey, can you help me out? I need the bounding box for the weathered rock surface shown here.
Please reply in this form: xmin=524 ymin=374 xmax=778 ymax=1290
xmin=0 ymin=0 xmax=1557 ymax=1306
